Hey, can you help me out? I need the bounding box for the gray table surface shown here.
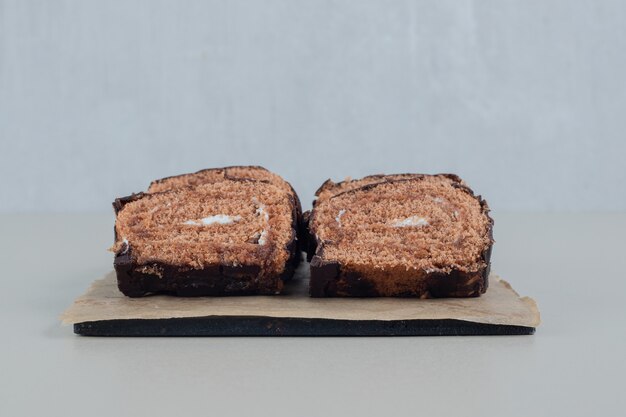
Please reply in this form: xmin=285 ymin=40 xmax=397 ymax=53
xmin=1 ymin=213 xmax=624 ymax=417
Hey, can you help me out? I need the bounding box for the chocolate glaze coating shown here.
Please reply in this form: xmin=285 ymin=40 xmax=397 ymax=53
xmin=114 ymin=247 xmax=301 ymax=297
xmin=308 ymin=255 xmax=489 ymax=298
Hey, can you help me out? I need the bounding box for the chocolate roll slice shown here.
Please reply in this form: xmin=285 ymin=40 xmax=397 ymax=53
xmin=306 ymin=174 xmax=493 ymax=298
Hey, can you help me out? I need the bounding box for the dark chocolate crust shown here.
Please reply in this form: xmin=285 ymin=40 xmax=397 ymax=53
xmin=112 ymin=171 xmax=302 ymax=297
xmin=308 ymin=253 xmax=490 ymax=298
xmin=114 ymin=248 xmax=301 ymax=297
xmin=307 ymin=174 xmax=494 ymax=298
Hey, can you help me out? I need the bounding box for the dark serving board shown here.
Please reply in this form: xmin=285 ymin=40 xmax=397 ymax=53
xmin=74 ymin=317 xmax=535 ymax=336
xmin=62 ymin=268 xmax=540 ymax=337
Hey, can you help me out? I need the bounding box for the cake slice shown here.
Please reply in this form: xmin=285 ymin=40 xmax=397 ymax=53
xmin=111 ymin=168 xmax=300 ymax=297
xmin=306 ymin=174 xmax=493 ymax=298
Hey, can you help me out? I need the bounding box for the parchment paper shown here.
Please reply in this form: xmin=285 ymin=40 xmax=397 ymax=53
xmin=61 ymin=265 xmax=540 ymax=327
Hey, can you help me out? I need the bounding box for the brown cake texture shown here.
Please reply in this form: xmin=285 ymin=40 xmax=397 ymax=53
xmin=111 ymin=167 xmax=300 ymax=297
xmin=150 ymin=166 xmax=304 ymax=249
xmin=306 ymin=174 xmax=493 ymax=298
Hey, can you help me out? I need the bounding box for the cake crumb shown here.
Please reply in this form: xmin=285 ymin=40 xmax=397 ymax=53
xmin=137 ymin=265 xmax=163 ymax=278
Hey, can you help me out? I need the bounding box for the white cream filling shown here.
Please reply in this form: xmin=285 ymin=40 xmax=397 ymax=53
xmin=121 ymin=238 xmax=130 ymax=254
xmin=184 ymin=214 xmax=241 ymax=226
xmin=390 ymin=216 xmax=429 ymax=228
xmin=335 ymin=209 xmax=346 ymax=226
xmin=253 ymin=199 xmax=270 ymax=245
xmin=256 ymin=204 xmax=270 ymax=221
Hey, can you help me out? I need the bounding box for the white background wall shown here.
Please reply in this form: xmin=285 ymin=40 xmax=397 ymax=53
xmin=1 ymin=0 xmax=625 ymax=212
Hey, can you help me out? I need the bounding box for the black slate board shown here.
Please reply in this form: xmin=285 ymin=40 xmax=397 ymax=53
xmin=74 ymin=317 xmax=535 ymax=336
